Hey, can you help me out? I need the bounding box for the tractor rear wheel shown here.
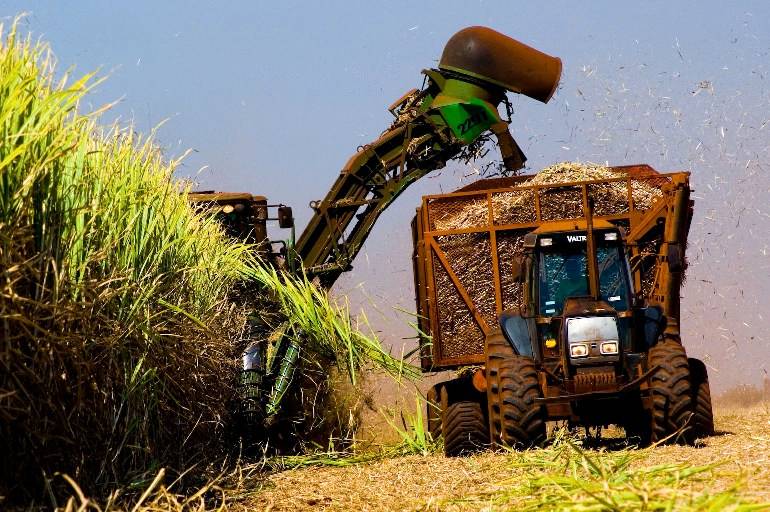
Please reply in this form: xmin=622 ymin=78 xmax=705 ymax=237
xmin=442 ymin=401 xmax=488 ymax=456
xmin=688 ymin=358 xmax=715 ymax=439
xmin=648 ymin=339 xmax=693 ymax=443
xmin=486 ymin=333 xmax=546 ymax=449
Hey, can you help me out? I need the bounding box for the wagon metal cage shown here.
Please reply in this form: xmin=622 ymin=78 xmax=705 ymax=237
xmin=412 ymin=165 xmax=689 ymax=370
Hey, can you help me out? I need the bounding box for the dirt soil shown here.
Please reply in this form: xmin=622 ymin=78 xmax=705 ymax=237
xmin=248 ymin=406 xmax=770 ymax=511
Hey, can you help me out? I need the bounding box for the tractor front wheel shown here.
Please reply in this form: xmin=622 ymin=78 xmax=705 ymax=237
xmin=486 ymin=333 xmax=546 ymax=449
xmin=648 ymin=339 xmax=693 ymax=443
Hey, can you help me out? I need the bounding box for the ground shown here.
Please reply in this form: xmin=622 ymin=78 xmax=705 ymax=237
xmin=248 ymin=405 xmax=770 ymax=511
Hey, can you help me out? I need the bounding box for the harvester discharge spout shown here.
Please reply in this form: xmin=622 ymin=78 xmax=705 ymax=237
xmin=295 ymin=26 xmax=562 ymax=288
xmin=438 ymin=26 xmax=562 ymax=104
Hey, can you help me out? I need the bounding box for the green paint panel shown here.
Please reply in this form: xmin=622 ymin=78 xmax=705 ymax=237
xmin=439 ymin=99 xmax=497 ymax=144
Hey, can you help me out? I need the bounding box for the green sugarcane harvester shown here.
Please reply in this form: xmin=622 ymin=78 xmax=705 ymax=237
xmin=191 ymin=27 xmax=564 ymax=437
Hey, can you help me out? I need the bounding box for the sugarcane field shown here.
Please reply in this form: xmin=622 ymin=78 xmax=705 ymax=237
xmin=2 ymin=3 xmax=770 ymax=511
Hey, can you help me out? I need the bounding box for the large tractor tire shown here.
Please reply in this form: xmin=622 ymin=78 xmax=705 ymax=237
xmin=648 ymin=339 xmax=693 ymax=443
xmin=426 ymin=385 xmax=443 ymax=443
xmin=486 ymin=333 xmax=546 ymax=449
xmin=688 ymin=358 xmax=715 ymax=439
xmin=442 ymin=401 xmax=488 ymax=456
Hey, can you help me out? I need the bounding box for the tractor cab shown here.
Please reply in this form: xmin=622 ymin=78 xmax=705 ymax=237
xmin=529 ymin=227 xmax=631 ymax=318
xmin=500 ymin=220 xmax=661 ymax=402
xmin=499 ymin=218 xmax=672 ymax=420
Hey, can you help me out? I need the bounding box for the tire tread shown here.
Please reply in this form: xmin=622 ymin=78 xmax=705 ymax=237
xmin=443 ymin=401 xmax=488 ymax=456
xmin=648 ymin=340 xmax=693 ymax=443
xmin=486 ymin=334 xmax=545 ymax=449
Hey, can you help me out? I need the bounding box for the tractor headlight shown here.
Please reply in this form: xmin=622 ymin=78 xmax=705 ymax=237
xmin=566 ymin=316 xmax=621 ymax=362
xmin=570 ymin=343 xmax=589 ymax=358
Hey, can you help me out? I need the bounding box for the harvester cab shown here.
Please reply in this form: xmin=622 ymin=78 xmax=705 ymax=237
xmin=187 ymin=191 xmax=295 ymax=266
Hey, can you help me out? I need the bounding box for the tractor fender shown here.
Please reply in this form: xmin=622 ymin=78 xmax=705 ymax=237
xmin=498 ymin=311 xmax=539 ymax=361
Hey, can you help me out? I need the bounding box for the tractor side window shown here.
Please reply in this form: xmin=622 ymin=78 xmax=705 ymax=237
xmin=597 ymin=246 xmax=630 ymax=311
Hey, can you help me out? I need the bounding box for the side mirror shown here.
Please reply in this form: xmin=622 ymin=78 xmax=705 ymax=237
xmin=667 ymin=243 xmax=682 ymax=273
xmin=643 ymin=306 xmax=667 ymax=347
xmin=277 ymin=206 xmax=294 ymax=229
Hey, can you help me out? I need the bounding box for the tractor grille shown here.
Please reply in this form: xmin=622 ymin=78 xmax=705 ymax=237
xmin=574 ymin=370 xmax=616 ymax=393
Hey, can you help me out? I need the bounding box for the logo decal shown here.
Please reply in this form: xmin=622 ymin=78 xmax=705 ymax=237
xmin=458 ymin=110 xmax=489 ymax=135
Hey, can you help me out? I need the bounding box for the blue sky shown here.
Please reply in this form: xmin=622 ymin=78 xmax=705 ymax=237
xmin=4 ymin=1 xmax=769 ymax=390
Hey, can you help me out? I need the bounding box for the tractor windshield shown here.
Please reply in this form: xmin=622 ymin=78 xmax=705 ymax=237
xmin=537 ymin=234 xmax=631 ymax=316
